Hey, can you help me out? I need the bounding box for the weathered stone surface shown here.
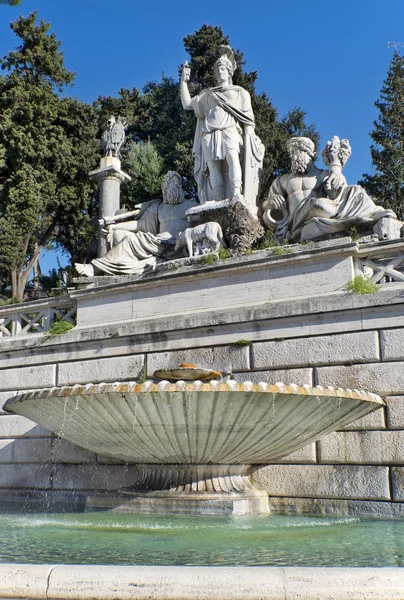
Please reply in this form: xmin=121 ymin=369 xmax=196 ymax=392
xmin=0 ymin=415 xmax=52 ymax=438
xmin=57 ymin=354 xmax=144 ymax=386
xmin=391 ymin=467 xmax=404 ymax=501
xmin=318 ymin=431 xmax=404 ymax=464
xmin=13 ymin=438 xmax=52 ymax=463
xmin=0 ymin=391 xmax=17 ymax=414
xmin=1 ymin=564 xmax=402 ymax=600
xmin=232 ymin=369 xmax=313 ymax=386
xmin=0 ymin=464 xmax=51 ymax=489
xmin=268 ymin=496 xmax=404 ymax=519
xmin=340 ymin=408 xmax=386 ymax=430
xmin=0 ymin=564 xmax=52 ymax=599
xmin=52 ymin=464 xmax=138 ymax=491
xmin=252 ymin=331 xmax=379 ymax=369
xmin=373 ymin=216 xmax=402 ymax=240
xmin=385 ymin=396 xmax=404 ymax=429
xmin=252 ymin=464 xmax=390 ymax=500
xmin=381 ymin=329 xmax=404 ymax=361
xmin=187 ymin=200 xmax=264 ymax=254
xmin=270 ymin=443 xmax=316 ymax=464
xmin=148 ymin=346 xmax=250 ymax=376
xmin=0 ymin=364 xmax=56 ymax=391
xmin=317 ymin=362 xmax=404 ymax=395
xmin=0 ymin=440 xmax=14 ymax=463
xmin=53 ymin=438 xmax=97 ymax=463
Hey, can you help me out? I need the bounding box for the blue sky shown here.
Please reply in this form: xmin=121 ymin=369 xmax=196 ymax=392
xmin=0 ymin=0 xmax=403 ymax=271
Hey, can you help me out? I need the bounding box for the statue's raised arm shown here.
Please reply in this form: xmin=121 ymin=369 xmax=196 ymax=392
xmin=181 ymin=46 xmax=264 ymax=214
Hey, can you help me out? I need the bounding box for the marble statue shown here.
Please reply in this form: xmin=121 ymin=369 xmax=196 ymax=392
xmin=262 ymin=136 xmax=396 ymax=242
xmin=101 ymin=115 xmax=126 ymax=158
xmin=181 ymin=46 xmax=264 ymax=209
xmin=75 ymin=171 xmax=198 ymax=276
xmin=174 ymin=221 xmax=225 ymax=257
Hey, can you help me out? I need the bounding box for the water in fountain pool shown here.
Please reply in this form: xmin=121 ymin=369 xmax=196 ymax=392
xmin=1 ymin=511 xmax=404 ymax=567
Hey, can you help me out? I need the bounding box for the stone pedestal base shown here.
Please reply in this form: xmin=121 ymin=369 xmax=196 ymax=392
xmin=86 ymin=464 xmax=270 ymax=516
xmin=186 ymin=199 xmax=264 ymax=255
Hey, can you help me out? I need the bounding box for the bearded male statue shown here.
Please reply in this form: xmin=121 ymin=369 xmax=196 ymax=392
xmin=181 ymin=46 xmax=264 ymax=212
xmin=262 ymin=136 xmax=396 ymax=243
xmin=75 ymin=171 xmax=198 ymax=277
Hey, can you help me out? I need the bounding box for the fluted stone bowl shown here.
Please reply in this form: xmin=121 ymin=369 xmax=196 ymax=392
xmin=4 ymin=380 xmax=383 ymax=464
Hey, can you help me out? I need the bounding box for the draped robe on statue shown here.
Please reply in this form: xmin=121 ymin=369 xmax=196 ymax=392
xmin=269 ymin=173 xmax=397 ymax=242
xmin=92 ymin=201 xmax=178 ymax=275
xmin=190 ymin=85 xmax=263 ymax=203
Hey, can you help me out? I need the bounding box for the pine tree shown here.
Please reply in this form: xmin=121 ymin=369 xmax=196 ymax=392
xmin=0 ymin=13 xmax=99 ymax=299
xmin=361 ymin=50 xmax=404 ymax=219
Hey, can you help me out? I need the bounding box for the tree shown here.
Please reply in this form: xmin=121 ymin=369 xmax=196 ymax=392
xmin=122 ymin=140 xmax=164 ymax=206
xmin=361 ymin=50 xmax=404 ymax=219
xmin=0 ymin=13 xmax=99 ymax=299
xmin=0 ymin=1 xmax=22 ymax=5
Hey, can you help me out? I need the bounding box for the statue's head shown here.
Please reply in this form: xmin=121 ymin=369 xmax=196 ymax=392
xmin=213 ymin=45 xmax=237 ymax=85
xmin=162 ymin=171 xmax=184 ymax=205
xmin=286 ymin=137 xmax=316 ymax=175
xmin=107 ymin=115 xmax=116 ymax=129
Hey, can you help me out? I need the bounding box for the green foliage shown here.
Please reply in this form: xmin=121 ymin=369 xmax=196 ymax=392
xmin=347 ymin=275 xmax=380 ymax=295
xmin=122 ymin=140 xmax=164 ymax=205
xmin=361 ymin=51 xmax=404 ymax=219
xmin=200 ymin=253 xmax=217 ymax=265
xmin=0 ymin=13 xmax=99 ymax=296
xmin=232 ymin=339 xmax=252 ymax=346
xmin=253 ymin=229 xmax=275 ymax=250
xmin=47 ymin=320 xmax=74 ymax=336
xmin=218 ymin=247 xmax=230 ymax=259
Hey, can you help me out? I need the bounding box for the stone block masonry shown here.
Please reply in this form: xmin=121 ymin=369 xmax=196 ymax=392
xmin=1 ymin=243 xmax=404 ymax=515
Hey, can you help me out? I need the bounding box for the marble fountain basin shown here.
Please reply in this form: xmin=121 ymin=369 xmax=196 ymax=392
xmin=4 ymin=380 xmax=383 ymax=464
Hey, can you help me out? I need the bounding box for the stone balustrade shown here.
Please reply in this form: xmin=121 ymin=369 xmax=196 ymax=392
xmin=0 ymin=296 xmax=76 ymax=337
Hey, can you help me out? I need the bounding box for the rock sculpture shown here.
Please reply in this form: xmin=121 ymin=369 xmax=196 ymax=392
xmin=75 ymin=171 xmax=198 ymax=276
xmin=262 ymin=136 xmax=397 ymax=242
xmin=101 ymin=115 xmax=126 ymax=158
xmin=181 ymin=46 xmax=264 ymax=212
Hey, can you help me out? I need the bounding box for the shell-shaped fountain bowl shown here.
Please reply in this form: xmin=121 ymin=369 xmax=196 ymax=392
xmin=4 ymin=380 xmax=383 ymax=464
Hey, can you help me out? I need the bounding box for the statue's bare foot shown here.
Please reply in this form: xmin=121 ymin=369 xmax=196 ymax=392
xmin=75 ymin=263 xmax=94 ymax=277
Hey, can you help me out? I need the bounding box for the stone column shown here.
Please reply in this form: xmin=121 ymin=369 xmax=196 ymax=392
xmin=89 ymin=156 xmax=131 ymax=257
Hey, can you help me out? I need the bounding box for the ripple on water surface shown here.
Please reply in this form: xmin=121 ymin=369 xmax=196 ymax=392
xmin=1 ymin=512 xmax=404 ymax=567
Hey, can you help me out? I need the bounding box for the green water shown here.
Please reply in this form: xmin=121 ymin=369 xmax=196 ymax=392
xmin=1 ymin=512 xmax=404 ymax=567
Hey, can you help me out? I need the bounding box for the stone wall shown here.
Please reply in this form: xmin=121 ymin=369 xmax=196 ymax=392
xmin=1 ymin=239 xmax=404 ymax=516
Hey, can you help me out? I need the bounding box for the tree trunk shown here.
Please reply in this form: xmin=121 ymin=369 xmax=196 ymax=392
xmin=11 ymin=245 xmax=42 ymax=301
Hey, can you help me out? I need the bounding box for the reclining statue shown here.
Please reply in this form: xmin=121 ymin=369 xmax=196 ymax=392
xmin=75 ymin=171 xmax=198 ymax=276
xmin=261 ymin=136 xmax=396 ymax=242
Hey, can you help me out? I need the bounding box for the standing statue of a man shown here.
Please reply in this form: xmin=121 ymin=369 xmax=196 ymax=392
xmin=262 ymin=136 xmax=396 ymax=242
xmin=181 ymin=46 xmax=264 ymax=208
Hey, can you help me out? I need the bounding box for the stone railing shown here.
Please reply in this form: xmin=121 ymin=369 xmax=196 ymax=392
xmin=0 ymin=296 xmax=77 ymax=337
xmin=356 ymin=239 xmax=404 ymax=284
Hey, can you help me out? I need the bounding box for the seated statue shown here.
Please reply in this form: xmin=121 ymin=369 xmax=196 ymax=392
xmin=262 ymin=136 xmax=396 ymax=242
xmin=75 ymin=171 xmax=198 ymax=276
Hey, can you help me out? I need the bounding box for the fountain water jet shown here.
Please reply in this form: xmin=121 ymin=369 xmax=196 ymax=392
xmin=4 ymin=379 xmax=384 ymax=516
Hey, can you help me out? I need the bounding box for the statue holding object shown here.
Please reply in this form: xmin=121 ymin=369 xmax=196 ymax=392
xmin=262 ymin=136 xmax=397 ymax=243
xmin=181 ymin=46 xmax=264 ymax=214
